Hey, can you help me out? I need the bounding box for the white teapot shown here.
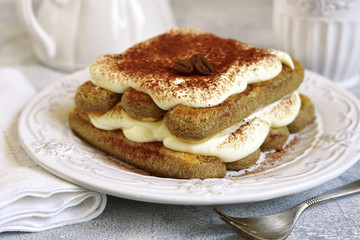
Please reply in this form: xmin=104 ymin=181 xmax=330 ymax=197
xmin=17 ymin=0 xmax=175 ymax=71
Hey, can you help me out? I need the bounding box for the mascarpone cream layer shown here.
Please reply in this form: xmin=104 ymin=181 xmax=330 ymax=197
xmin=89 ymin=28 xmax=294 ymax=110
xmin=89 ymin=92 xmax=301 ymax=162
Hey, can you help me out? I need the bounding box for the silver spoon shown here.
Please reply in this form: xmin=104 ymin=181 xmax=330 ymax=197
xmin=215 ymin=179 xmax=360 ymax=240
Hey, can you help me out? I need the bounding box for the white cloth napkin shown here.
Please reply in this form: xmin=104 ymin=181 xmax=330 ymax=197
xmin=0 ymin=68 xmax=107 ymax=232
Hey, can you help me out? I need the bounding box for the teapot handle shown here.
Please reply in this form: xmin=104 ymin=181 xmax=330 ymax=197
xmin=16 ymin=0 xmax=56 ymax=59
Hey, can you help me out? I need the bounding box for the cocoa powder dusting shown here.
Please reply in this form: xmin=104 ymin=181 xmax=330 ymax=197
xmin=229 ymin=136 xmax=300 ymax=178
xmin=101 ymin=29 xmax=273 ymax=102
xmin=264 ymin=136 xmax=299 ymax=163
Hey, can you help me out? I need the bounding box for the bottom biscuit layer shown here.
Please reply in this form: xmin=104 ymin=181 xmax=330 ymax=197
xmin=68 ymin=108 xmax=227 ymax=179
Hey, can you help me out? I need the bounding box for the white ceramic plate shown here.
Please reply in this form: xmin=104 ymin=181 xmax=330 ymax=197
xmin=18 ymin=69 xmax=360 ymax=205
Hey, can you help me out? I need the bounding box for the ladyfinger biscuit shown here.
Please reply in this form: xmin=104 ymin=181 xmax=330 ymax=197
xmin=74 ymin=83 xmax=166 ymax=121
xmin=288 ymin=94 xmax=315 ymax=133
xmin=260 ymin=126 xmax=290 ymax=152
xmin=225 ymin=149 xmax=261 ymax=170
xmin=121 ymin=87 xmax=166 ymax=121
xmin=75 ymin=81 xmax=121 ymax=114
xmin=164 ymin=59 xmax=304 ymax=143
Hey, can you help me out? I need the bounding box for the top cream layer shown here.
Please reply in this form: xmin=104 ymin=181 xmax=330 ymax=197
xmin=90 ymin=28 xmax=294 ymax=110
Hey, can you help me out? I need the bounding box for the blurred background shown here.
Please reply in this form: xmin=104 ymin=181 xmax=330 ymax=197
xmin=171 ymin=0 xmax=274 ymax=48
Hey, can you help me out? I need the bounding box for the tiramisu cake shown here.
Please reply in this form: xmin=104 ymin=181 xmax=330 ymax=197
xmin=68 ymin=28 xmax=315 ymax=179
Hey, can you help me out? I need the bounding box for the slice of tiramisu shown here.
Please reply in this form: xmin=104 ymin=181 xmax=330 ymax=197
xmin=69 ymin=28 xmax=315 ymax=179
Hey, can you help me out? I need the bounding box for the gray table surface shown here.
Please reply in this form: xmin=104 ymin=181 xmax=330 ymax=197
xmin=1 ymin=0 xmax=360 ymax=239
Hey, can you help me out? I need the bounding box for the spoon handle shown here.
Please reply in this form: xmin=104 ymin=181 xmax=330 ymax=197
xmin=303 ymin=179 xmax=360 ymax=208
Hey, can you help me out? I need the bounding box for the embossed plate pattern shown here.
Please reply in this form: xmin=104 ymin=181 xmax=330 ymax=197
xmin=18 ymin=69 xmax=360 ymax=205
